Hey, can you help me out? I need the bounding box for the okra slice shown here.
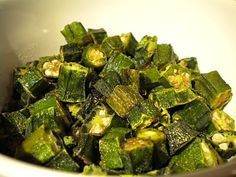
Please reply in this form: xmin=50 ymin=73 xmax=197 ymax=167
xmin=210 ymin=131 xmax=236 ymax=159
xmin=136 ymin=128 xmax=166 ymax=144
xmin=57 ymin=62 xmax=89 ymax=102
xmin=60 ymin=43 xmax=83 ymax=62
xmin=99 ymin=52 xmax=134 ymax=77
xmin=172 ymin=99 xmax=212 ymax=131
xmin=134 ymin=35 xmax=157 ymax=69
xmin=83 ymin=164 xmax=107 ymax=175
xmin=208 ymin=109 xmax=235 ymax=133
xmin=165 ymin=121 xmax=199 ymax=155
xmin=46 ymin=149 xmax=79 ymax=172
xmin=88 ymin=28 xmax=107 ymax=44
xmin=192 ymin=71 xmax=232 ymax=109
xmin=127 ymin=100 xmax=160 ymax=130
xmin=101 ymin=35 xmax=124 ymax=57
xmin=37 ymin=56 xmax=62 ymax=78
xmin=22 ymin=125 xmax=61 ymax=164
xmin=122 ymin=138 xmax=154 ymax=174
xmin=99 ymin=128 xmax=130 ymax=170
xmin=82 ymin=44 xmax=107 ymax=68
xmin=63 ymin=136 xmax=76 ymax=148
xmin=121 ymin=69 xmax=140 ymax=92
xmin=17 ymin=68 xmax=50 ymax=98
xmin=106 ymin=85 xmax=143 ymax=118
xmin=120 ymin=32 xmax=138 ymax=57
xmin=61 ymin=21 xmax=90 ymax=45
xmin=161 ymin=64 xmax=192 ymax=90
xmin=168 ymin=138 xmax=222 ymax=174
xmin=178 ymin=57 xmax=200 ymax=73
xmin=153 ymin=44 xmax=178 ymax=70
xmin=149 ymin=87 xmax=197 ymax=109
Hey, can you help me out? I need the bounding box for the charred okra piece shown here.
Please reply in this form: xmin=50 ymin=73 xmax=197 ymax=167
xmin=178 ymin=57 xmax=200 ymax=73
xmin=82 ymin=44 xmax=107 ymax=68
xmin=99 ymin=52 xmax=134 ymax=77
xmin=122 ymin=138 xmax=154 ymax=174
xmin=168 ymin=138 xmax=222 ymax=174
xmin=61 ymin=21 xmax=90 ymax=45
xmin=57 ymin=62 xmax=89 ymax=102
xmin=83 ymin=164 xmax=107 ymax=175
xmin=208 ymin=109 xmax=235 ymax=133
xmin=46 ymin=149 xmax=79 ymax=172
xmin=101 ymin=36 xmax=124 ymax=57
xmin=149 ymin=87 xmax=197 ymax=109
xmin=22 ymin=125 xmax=61 ymax=164
xmin=106 ymin=85 xmax=143 ymax=117
xmin=60 ymin=43 xmax=83 ymax=62
xmin=120 ymin=32 xmax=138 ymax=57
xmin=172 ymin=99 xmax=212 ymax=131
xmin=99 ymin=128 xmax=130 ymax=170
xmin=192 ymin=71 xmax=232 ymax=109
xmin=94 ymin=71 xmax=121 ymax=97
xmin=153 ymin=44 xmax=178 ymax=70
xmin=210 ymin=131 xmax=236 ymax=159
xmin=127 ymin=100 xmax=160 ymax=130
xmin=134 ymin=35 xmax=157 ymax=68
xmin=88 ymin=28 xmax=107 ymax=44
xmin=165 ymin=121 xmax=198 ymax=155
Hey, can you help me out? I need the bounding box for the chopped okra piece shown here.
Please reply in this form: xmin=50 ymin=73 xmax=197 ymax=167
xmin=86 ymin=104 xmax=114 ymax=136
xmin=208 ymin=109 xmax=235 ymax=132
xmin=120 ymin=32 xmax=138 ymax=57
xmin=99 ymin=52 xmax=134 ymax=77
xmin=165 ymin=121 xmax=199 ymax=155
xmin=134 ymin=35 xmax=157 ymax=69
xmin=99 ymin=128 xmax=130 ymax=170
xmin=136 ymin=128 xmax=166 ymax=145
xmin=67 ymin=103 xmax=82 ymax=119
xmin=94 ymin=71 xmax=122 ymax=97
xmin=82 ymin=44 xmax=107 ymax=68
xmin=60 ymin=43 xmax=83 ymax=62
xmin=46 ymin=149 xmax=79 ymax=172
xmin=168 ymin=138 xmax=222 ymax=174
xmin=101 ymin=35 xmax=124 ymax=57
xmin=88 ymin=28 xmax=107 ymax=44
xmin=83 ymin=164 xmax=107 ymax=175
xmin=122 ymin=138 xmax=154 ymax=174
xmin=149 ymin=87 xmax=197 ymax=109
xmin=210 ymin=131 xmax=236 ymax=159
xmin=61 ymin=21 xmax=90 ymax=45
xmin=172 ymin=99 xmax=212 ymax=131
xmin=37 ymin=56 xmax=62 ymax=78
xmin=57 ymin=62 xmax=89 ymax=102
xmin=106 ymin=85 xmax=143 ymax=117
xmin=22 ymin=125 xmax=61 ymax=164
xmin=192 ymin=71 xmax=232 ymax=109
xmin=127 ymin=100 xmax=160 ymax=130
xmin=161 ymin=64 xmax=192 ymax=90
xmin=121 ymin=69 xmax=140 ymax=92
xmin=17 ymin=68 xmax=50 ymax=98
xmin=178 ymin=57 xmax=200 ymax=73
xmin=63 ymin=136 xmax=76 ymax=148
xmin=153 ymin=44 xmax=178 ymax=70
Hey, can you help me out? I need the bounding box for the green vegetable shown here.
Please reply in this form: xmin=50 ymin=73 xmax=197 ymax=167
xmin=60 ymin=43 xmax=83 ymax=62
xmin=120 ymin=32 xmax=138 ymax=57
xmin=88 ymin=28 xmax=108 ymax=44
xmin=178 ymin=57 xmax=200 ymax=73
xmin=83 ymin=164 xmax=107 ymax=175
xmin=121 ymin=69 xmax=140 ymax=92
xmin=101 ymin=36 xmax=124 ymax=57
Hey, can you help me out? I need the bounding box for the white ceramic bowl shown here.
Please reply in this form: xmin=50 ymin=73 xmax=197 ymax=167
xmin=0 ymin=0 xmax=236 ymax=176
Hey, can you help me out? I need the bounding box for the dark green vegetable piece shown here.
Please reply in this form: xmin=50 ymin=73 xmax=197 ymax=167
xmin=122 ymin=138 xmax=154 ymax=174
xmin=46 ymin=149 xmax=79 ymax=172
xmin=172 ymin=99 xmax=212 ymax=131
xmin=120 ymin=32 xmax=138 ymax=57
xmin=168 ymin=138 xmax=222 ymax=174
xmin=99 ymin=52 xmax=134 ymax=77
xmin=165 ymin=121 xmax=199 ymax=155
xmin=22 ymin=125 xmax=61 ymax=164
xmin=153 ymin=44 xmax=178 ymax=70
xmin=178 ymin=57 xmax=200 ymax=73
xmin=88 ymin=28 xmax=108 ymax=44
xmin=57 ymin=62 xmax=89 ymax=102
xmin=121 ymin=69 xmax=140 ymax=92
xmin=60 ymin=43 xmax=83 ymax=62
xmin=101 ymin=35 xmax=124 ymax=57
xmin=192 ymin=71 xmax=232 ymax=109
xmin=106 ymin=85 xmax=143 ymax=118
xmin=61 ymin=21 xmax=90 ymax=45
xmin=82 ymin=44 xmax=107 ymax=68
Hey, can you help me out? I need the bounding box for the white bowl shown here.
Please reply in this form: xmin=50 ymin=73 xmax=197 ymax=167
xmin=0 ymin=0 xmax=236 ymax=176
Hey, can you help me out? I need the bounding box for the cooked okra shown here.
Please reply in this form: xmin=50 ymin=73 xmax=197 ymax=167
xmin=0 ymin=21 xmax=235 ymax=176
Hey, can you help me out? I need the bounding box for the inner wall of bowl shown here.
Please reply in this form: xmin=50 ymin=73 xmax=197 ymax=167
xmin=0 ymin=0 xmax=236 ymax=117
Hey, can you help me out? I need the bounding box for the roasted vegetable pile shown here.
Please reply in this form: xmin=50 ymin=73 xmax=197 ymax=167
xmin=0 ymin=21 xmax=235 ymax=176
